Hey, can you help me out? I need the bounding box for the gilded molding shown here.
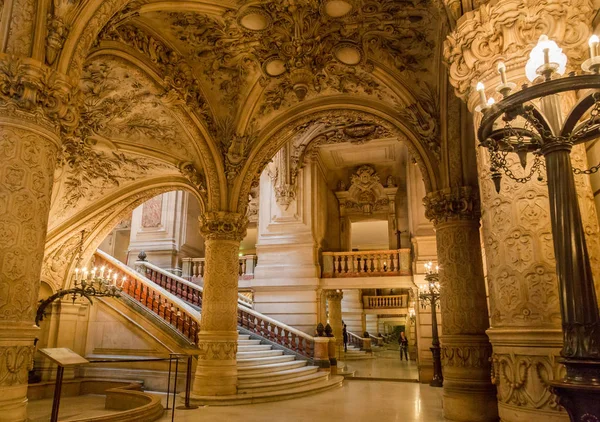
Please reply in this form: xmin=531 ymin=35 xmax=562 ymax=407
xmin=443 ymin=0 xmax=593 ymax=101
xmin=424 ymin=186 xmax=480 ymax=225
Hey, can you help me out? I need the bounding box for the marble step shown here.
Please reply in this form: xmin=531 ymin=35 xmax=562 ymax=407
xmin=238 ymin=371 xmax=330 ymax=394
xmin=237 ymin=359 xmax=305 ymax=374
xmin=237 ymin=350 xmax=282 ymax=359
xmin=237 ymin=355 xmax=295 ymax=367
xmin=237 ymin=344 xmax=273 ymax=352
xmin=238 ymin=365 xmax=318 ymax=383
xmin=238 ymin=334 xmax=251 ymax=340
xmin=237 ymin=339 xmax=261 ymax=345
xmin=189 ymin=375 xmax=344 ymax=405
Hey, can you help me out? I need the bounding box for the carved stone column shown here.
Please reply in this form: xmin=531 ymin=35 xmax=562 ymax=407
xmin=191 ymin=212 xmax=247 ymax=397
xmin=0 ymin=54 xmax=74 ymax=421
xmin=425 ymin=187 xmax=498 ymax=422
xmin=444 ymin=2 xmax=600 ymax=420
xmin=326 ymin=290 xmax=344 ymax=357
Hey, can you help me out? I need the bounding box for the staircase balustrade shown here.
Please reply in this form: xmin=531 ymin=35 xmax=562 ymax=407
xmin=95 ymin=251 xmax=200 ymax=345
xmin=96 ymin=250 xmax=315 ymax=359
xmin=182 ymin=255 xmax=257 ymax=281
xmin=362 ymin=294 xmax=409 ymax=309
xmin=322 ymin=249 xmax=411 ymax=278
xmin=346 ymin=331 xmax=364 ymax=349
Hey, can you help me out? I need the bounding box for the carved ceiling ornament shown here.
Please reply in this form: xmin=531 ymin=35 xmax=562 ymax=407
xmin=443 ymin=0 xmax=593 ymax=101
xmin=423 ymin=186 xmax=481 ymax=225
xmin=398 ymin=83 xmax=440 ymax=160
xmin=235 ymin=107 xmax=433 ymax=214
xmin=160 ymin=0 xmax=434 ymax=111
xmin=336 ymin=164 xmax=392 ymax=215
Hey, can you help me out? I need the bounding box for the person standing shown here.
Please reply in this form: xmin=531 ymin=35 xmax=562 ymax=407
xmin=399 ymin=331 xmax=409 ymax=361
xmin=342 ymin=324 xmax=348 ymax=352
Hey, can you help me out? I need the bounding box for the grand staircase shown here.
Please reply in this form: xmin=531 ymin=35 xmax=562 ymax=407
xmin=94 ymin=250 xmax=343 ymax=404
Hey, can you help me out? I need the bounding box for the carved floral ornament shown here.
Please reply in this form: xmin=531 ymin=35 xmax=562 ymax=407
xmin=337 ymin=164 xmax=391 ymax=215
xmin=423 ymin=186 xmax=480 ymax=225
xmin=199 ymin=211 xmax=248 ymax=241
xmin=443 ymin=0 xmax=593 ymax=102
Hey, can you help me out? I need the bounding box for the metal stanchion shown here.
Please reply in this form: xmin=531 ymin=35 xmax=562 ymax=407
xmin=176 ymin=354 xmax=199 ymax=410
xmin=165 ymin=355 xmax=173 ymax=410
xmin=50 ymin=365 xmax=65 ymax=422
xmin=171 ymin=356 xmax=179 ymax=422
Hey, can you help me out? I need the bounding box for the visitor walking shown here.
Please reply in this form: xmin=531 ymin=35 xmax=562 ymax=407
xmin=399 ymin=331 xmax=409 ymax=361
xmin=342 ymin=324 xmax=348 ymax=352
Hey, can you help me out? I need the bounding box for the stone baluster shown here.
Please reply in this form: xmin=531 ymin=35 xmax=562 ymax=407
xmin=191 ymin=212 xmax=247 ymax=397
xmin=392 ymin=252 xmax=399 ymax=272
xmin=424 ymin=188 xmax=498 ymax=421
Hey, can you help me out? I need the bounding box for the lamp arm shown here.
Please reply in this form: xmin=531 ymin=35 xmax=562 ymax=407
xmin=35 ymin=288 xmax=95 ymax=326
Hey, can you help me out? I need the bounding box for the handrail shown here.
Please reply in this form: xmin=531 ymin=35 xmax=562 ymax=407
xmin=94 ymin=250 xmax=200 ymax=344
xmin=98 ymin=250 xmax=315 ymax=358
xmin=346 ymin=330 xmax=364 ymax=349
xmin=138 ymin=259 xmax=252 ymax=309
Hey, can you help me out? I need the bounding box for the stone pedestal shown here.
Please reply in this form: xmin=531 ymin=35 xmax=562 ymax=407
xmin=361 ymin=337 xmax=372 ymax=353
xmin=326 ymin=290 xmax=344 ymax=358
xmin=313 ymin=337 xmax=331 ymax=370
xmin=191 ymin=212 xmax=247 ymax=397
xmin=425 ymin=188 xmax=498 ymax=422
xmin=0 ymin=118 xmax=62 ymax=421
xmin=328 ymin=337 xmax=338 ymax=371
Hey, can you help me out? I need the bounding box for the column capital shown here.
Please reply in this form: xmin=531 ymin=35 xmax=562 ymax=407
xmin=326 ymin=290 xmax=343 ymax=301
xmin=424 ymin=186 xmax=480 ymax=226
xmin=444 ymin=0 xmax=593 ymax=107
xmin=199 ymin=211 xmax=248 ymax=241
xmin=0 ymin=54 xmax=79 ymax=135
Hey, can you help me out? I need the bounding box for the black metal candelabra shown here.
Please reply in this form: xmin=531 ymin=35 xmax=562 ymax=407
xmin=476 ymin=34 xmax=600 ymax=421
xmin=419 ymin=263 xmax=443 ymax=388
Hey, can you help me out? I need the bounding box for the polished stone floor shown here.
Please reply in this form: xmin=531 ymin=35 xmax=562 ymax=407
xmin=158 ymin=381 xmax=444 ymax=422
xmin=343 ymin=349 xmax=419 ymax=380
xmin=28 ymin=394 xmax=117 ymax=421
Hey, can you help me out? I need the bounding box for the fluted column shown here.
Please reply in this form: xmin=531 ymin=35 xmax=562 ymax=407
xmin=0 ymin=52 xmax=75 ymax=420
xmin=425 ymin=187 xmax=498 ymax=422
xmin=191 ymin=212 xmax=247 ymax=396
xmin=444 ymin=2 xmax=600 ymax=420
xmin=326 ymin=290 xmax=344 ymax=356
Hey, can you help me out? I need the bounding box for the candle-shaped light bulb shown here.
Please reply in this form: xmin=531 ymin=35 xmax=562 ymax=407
xmin=543 ymin=48 xmax=550 ymax=66
xmin=75 ymin=268 xmax=79 ymax=281
xmin=113 ymin=274 xmax=117 ymax=284
xmin=476 ymin=82 xmax=487 ymax=107
xmin=100 ymin=266 xmax=105 ymax=278
xmin=590 ymin=35 xmax=599 ymax=58
xmin=487 ymin=98 xmax=496 ymax=106
xmin=497 ymin=62 xmax=508 ymax=85
xmin=91 ymin=267 xmax=97 ymax=278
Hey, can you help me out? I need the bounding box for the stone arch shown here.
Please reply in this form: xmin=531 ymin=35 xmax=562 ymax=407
xmin=233 ymin=96 xmax=441 ymax=212
xmin=42 ymin=176 xmax=203 ymax=291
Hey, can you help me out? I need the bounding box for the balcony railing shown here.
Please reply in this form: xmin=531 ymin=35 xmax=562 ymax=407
xmin=322 ymin=249 xmax=411 ymax=278
xmin=363 ymin=294 xmax=409 ymax=309
xmin=182 ymin=255 xmax=257 ymax=281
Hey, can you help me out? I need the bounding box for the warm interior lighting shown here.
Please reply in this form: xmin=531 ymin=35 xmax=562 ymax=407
xmin=525 ymin=34 xmax=567 ymax=82
xmin=589 ymin=35 xmax=599 ymax=58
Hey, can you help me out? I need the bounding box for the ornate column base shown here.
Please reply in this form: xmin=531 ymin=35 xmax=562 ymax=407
xmin=0 ymin=324 xmax=38 ymax=422
xmin=488 ymin=328 xmax=568 ymax=422
xmin=191 ymin=331 xmax=238 ymax=397
xmin=441 ymin=335 xmax=497 ymax=421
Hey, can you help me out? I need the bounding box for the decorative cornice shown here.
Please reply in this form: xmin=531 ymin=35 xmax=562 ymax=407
xmin=424 ymin=186 xmax=480 ymax=225
xmin=0 ymin=54 xmax=79 ymax=134
xmin=199 ymin=211 xmax=248 ymax=242
xmin=443 ymin=0 xmax=593 ymax=102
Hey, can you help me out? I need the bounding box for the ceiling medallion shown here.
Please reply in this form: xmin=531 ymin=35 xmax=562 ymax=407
xmin=238 ymin=8 xmax=272 ymax=31
xmin=333 ymin=42 xmax=363 ymax=65
xmin=262 ymin=56 xmax=287 ymax=77
xmin=322 ymin=0 xmax=354 ymax=18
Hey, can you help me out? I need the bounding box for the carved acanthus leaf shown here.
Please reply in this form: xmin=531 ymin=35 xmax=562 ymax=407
xmin=397 ymin=84 xmax=440 ymax=160
xmin=424 ymin=186 xmax=480 ymax=225
xmin=199 ymin=211 xmax=248 ymax=242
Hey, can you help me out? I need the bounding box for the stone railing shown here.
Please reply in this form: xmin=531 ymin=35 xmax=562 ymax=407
xmin=322 ymin=249 xmax=411 ymax=278
xmin=95 ymin=250 xmax=201 ymax=345
xmin=96 ymin=250 xmax=315 ymax=359
xmin=363 ymin=294 xmax=409 ymax=309
xmin=347 ymin=330 xmax=364 ymax=349
xmin=136 ymin=258 xmax=252 ymax=309
xmin=182 ymin=255 xmax=257 ymax=281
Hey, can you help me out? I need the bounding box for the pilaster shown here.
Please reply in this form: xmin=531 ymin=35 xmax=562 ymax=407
xmin=326 ymin=290 xmax=344 ymax=358
xmin=191 ymin=211 xmax=247 ymax=397
xmin=424 ymin=187 xmax=498 ymax=422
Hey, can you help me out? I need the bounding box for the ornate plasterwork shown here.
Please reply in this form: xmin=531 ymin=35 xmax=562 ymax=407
xmin=0 ymin=54 xmax=78 ymax=133
xmin=397 ymin=84 xmax=440 ymax=160
xmin=443 ymin=0 xmax=593 ymax=101
xmin=423 ymin=186 xmax=480 ymax=226
xmin=199 ymin=211 xmax=248 ymax=242
xmin=335 ymin=165 xmax=394 ymax=215
xmin=46 ymin=0 xmax=82 ymax=66
xmin=0 ymin=345 xmax=34 ymax=387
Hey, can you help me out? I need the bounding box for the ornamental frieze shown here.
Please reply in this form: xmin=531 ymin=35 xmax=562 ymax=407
xmin=424 ymin=186 xmax=480 ymax=225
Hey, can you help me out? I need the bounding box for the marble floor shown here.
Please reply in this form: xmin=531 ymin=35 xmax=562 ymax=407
xmin=158 ymin=381 xmax=445 ymax=422
xmin=343 ymin=349 xmax=419 ymax=380
xmin=28 ymin=394 xmax=118 ymax=421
